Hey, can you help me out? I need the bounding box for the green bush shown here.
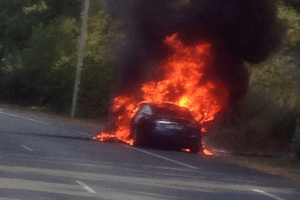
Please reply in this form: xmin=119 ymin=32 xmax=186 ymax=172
xmin=206 ymin=88 xmax=296 ymax=153
xmin=76 ymin=58 xmax=114 ymax=118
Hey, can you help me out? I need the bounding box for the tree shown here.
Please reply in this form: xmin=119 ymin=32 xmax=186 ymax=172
xmin=248 ymin=1 xmax=300 ymax=110
xmin=5 ymin=17 xmax=79 ymax=109
xmin=2 ymin=0 xmax=113 ymax=116
xmin=0 ymin=0 xmax=51 ymax=58
xmin=45 ymin=0 xmax=82 ymax=19
xmin=76 ymin=12 xmax=113 ymax=117
xmin=277 ymin=0 xmax=300 ymax=13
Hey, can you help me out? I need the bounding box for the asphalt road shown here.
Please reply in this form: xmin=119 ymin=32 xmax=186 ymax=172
xmin=0 ymin=108 xmax=299 ymax=200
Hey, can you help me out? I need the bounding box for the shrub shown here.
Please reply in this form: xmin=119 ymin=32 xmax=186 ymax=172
xmin=206 ymin=88 xmax=296 ymax=153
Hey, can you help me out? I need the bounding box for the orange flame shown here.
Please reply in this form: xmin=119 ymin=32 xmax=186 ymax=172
xmin=94 ymin=33 xmax=229 ymax=149
xmin=203 ymin=149 xmax=214 ymax=156
xmin=181 ymin=149 xmax=191 ymax=153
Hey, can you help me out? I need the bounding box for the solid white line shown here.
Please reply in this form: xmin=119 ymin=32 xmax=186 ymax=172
xmin=76 ymin=180 xmax=96 ymax=194
xmin=1 ymin=111 xmax=92 ymax=137
xmin=21 ymin=145 xmax=33 ymax=152
xmin=76 ymin=131 xmax=91 ymax=136
xmin=127 ymin=146 xmax=198 ymax=169
xmin=251 ymin=189 xmax=286 ymax=200
xmin=0 ymin=111 xmax=50 ymax=125
xmin=19 ymin=116 xmax=50 ymax=125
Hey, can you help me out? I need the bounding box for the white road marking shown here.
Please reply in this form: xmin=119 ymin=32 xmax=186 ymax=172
xmin=0 ymin=165 xmax=295 ymax=196
xmin=9 ymin=153 xmax=202 ymax=173
xmin=251 ymin=189 xmax=286 ymax=200
xmin=20 ymin=145 xmax=33 ymax=152
xmin=76 ymin=131 xmax=91 ymax=136
xmin=0 ymin=177 xmax=96 ymax=197
xmin=0 ymin=111 xmax=92 ymax=137
xmin=127 ymin=146 xmax=198 ymax=169
xmin=76 ymin=180 xmax=96 ymax=194
xmin=0 ymin=111 xmax=50 ymax=125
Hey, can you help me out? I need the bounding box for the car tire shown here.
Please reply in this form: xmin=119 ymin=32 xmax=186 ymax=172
xmin=190 ymin=142 xmax=201 ymax=153
xmin=133 ymin=126 xmax=144 ymax=147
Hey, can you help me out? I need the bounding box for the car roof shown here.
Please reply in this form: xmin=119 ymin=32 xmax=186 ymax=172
xmin=138 ymin=101 xmax=194 ymax=116
xmin=139 ymin=101 xmax=187 ymax=109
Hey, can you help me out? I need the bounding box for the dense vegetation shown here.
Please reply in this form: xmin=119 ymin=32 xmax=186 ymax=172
xmin=0 ymin=0 xmax=299 ymax=155
xmin=0 ymin=0 xmax=113 ymax=118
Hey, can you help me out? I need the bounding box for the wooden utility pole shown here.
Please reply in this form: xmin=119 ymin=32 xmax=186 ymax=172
xmin=71 ymin=0 xmax=90 ymax=118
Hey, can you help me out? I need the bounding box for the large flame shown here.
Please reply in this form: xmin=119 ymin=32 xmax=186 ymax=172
xmin=93 ymin=33 xmax=229 ymax=151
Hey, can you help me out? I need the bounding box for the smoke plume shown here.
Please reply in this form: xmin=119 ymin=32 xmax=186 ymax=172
xmin=105 ymin=0 xmax=285 ymax=105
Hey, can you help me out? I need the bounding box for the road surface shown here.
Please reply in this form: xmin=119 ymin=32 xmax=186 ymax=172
xmin=0 ymin=108 xmax=299 ymax=200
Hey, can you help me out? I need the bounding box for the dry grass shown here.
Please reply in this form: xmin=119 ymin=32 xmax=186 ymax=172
xmin=217 ymin=155 xmax=300 ymax=183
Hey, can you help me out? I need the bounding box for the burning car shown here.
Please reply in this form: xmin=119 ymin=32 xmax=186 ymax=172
xmin=93 ymin=0 xmax=284 ymax=156
xmin=130 ymin=102 xmax=202 ymax=153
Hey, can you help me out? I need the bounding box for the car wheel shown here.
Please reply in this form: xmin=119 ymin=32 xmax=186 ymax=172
xmin=190 ymin=142 xmax=200 ymax=153
xmin=133 ymin=126 xmax=143 ymax=147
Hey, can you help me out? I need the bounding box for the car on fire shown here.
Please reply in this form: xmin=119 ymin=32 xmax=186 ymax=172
xmin=130 ymin=102 xmax=202 ymax=153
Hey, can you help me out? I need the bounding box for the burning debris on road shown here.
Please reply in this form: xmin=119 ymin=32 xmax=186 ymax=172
xmin=93 ymin=0 xmax=285 ymax=153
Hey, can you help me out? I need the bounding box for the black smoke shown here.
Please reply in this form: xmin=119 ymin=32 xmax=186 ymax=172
xmin=105 ymin=0 xmax=285 ymax=105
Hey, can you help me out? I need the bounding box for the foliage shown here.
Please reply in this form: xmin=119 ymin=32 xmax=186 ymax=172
xmin=77 ymin=59 xmax=114 ymax=118
xmin=248 ymin=53 xmax=300 ymax=110
xmin=249 ymin=1 xmax=300 ymax=95
xmin=277 ymin=0 xmax=300 ymax=13
xmin=277 ymin=1 xmax=300 ymax=45
xmin=0 ymin=0 xmax=84 ymax=64
xmin=0 ymin=0 xmax=113 ymax=117
xmin=0 ymin=0 xmax=52 ymax=54
xmin=207 ymin=89 xmax=296 ymax=152
xmin=2 ymin=17 xmax=78 ymax=109
xmin=77 ymin=13 xmax=113 ymax=118
xmin=45 ymin=0 xmax=82 ymax=19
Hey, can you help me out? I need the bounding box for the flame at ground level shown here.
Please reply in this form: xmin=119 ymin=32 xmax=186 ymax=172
xmin=93 ymin=33 xmax=229 ymax=152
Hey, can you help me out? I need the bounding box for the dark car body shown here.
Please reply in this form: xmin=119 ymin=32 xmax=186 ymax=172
xmin=130 ymin=102 xmax=202 ymax=153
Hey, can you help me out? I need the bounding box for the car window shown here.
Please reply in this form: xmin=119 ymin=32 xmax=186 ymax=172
xmin=152 ymin=105 xmax=194 ymax=120
xmin=134 ymin=105 xmax=152 ymax=124
xmin=140 ymin=105 xmax=152 ymax=115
